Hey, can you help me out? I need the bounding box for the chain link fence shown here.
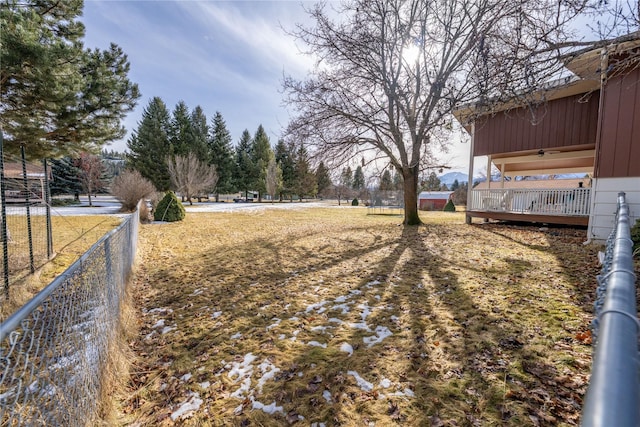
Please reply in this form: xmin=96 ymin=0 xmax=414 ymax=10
xmin=0 ymin=137 xmax=54 ymax=298
xmin=0 ymin=207 xmax=138 ymax=426
xmin=582 ymin=192 xmax=638 ymax=426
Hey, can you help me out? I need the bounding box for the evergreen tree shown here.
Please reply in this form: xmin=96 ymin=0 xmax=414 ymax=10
xmin=451 ymin=179 xmax=460 ymax=191
xmin=315 ymin=161 xmax=332 ymax=198
xmin=265 ymin=152 xmax=283 ymax=202
xmin=1 ymin=1 xmax=139 ymax=158
xmin=341 ymin=167 xmax=353 ymax=189
xmin=294 ymin=144 xmax=317 ymax=200
xmin=251 ymin=125 xmax=272 ymax=202
xmin=234 ymin=129 xmax=254 ymax=200
xmin=208 ymin=111 xmax=236 ymax=199
xmin=127 ymin=97 xmax=173 ymax=191
xmin=188 ymin=105 xmax=209 ymax=161
xmin=50 ymin=157 xmax=82 ymax=198
xmin=392 ymin=171 xmax=403 ymax=191
xmin=169 ymin=101 xmax=192 ymax=157
xmin=352 ymin=166 xmax=365 ymax=191
xmin=275 ymin=139 xmax=296 ymax=201
xmin=379 ymin=169 xmax=393 ymax=191
xmin=420 ymin=172 xmax=441 ymax=191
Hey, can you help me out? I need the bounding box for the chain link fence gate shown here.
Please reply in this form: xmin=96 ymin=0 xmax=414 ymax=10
xmin=0 ymin=206 xmax=139 ymax=426
xmin=0 ymin=134 xmax=54 ymax=298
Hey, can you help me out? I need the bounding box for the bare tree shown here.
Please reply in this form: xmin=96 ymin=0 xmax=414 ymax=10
xmin=111 ymin=169 xmax=157 ymax=212
xmin=265 ymin=155 xmax=283 ymax=203
xmin=76 ymin=153 xmax=106 ymax=207
xmin=167 ymin=153 xmax=218 ymax=205
xmin=283 ymin=0 xmax=601 ymax=225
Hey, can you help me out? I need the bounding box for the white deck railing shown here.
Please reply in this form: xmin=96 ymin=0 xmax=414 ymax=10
xmin=470 ymin=188 xmax=591 ymax=216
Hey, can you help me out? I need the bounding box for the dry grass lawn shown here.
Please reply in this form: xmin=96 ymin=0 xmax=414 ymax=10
xmin=121 ymin=207 xmax=602 ymax=426
xmin=1 ymin=215 xmax=123 ymax=319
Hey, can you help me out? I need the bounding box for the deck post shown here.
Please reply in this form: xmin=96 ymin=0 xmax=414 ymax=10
xmin=466 ymin=122 xmax=475 ymax=224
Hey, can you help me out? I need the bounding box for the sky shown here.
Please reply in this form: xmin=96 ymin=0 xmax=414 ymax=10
xmin=81 ymin=0 xmax=476 ymax=175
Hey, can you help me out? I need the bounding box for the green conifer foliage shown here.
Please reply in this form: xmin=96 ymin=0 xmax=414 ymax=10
xmin=443 ymin=199 xmax=456 ymax=212
xmin=154 ymin=191 xmax=185 ymax=222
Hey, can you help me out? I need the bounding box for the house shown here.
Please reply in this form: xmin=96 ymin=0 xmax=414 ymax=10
xmin=454 ymin=33 xmax=640 ymax=240
xmin=418 ymin=191 xmax=453 ymax=211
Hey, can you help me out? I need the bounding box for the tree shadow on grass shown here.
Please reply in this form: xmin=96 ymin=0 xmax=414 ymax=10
xmin=127 ymin=217 xmax=594 ymax=426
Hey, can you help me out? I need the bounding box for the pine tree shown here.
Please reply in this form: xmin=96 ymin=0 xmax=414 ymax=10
xmin=251 ymin=125 xmax=272 ymax=202
xmin=379 ymin=169 xmax=393 ymax=191
xmin=275 ymin=139 xmax=296 ymax=201
xmin=294 ymin=144 xmax=317 ymax=200
xmin=234 ymin=130 xmax=254 ymax=200
xmin=420 ymin=172 xmax=441 ymax=192
xmin=169 ymin=101 xmax=192 ymax=157
xmin=50 ymin=157 xmax=82 ymax=198
xmin=451 ymin=179 xmax=460 ymax=190
xmin=315 ymin=161 xmax=333 ymax=198
xmin=189 ymin=106 xmax=209 ymax=161
xmin=352 ymin=166 xmax=365 ymax=191
xmin=208 ymin=111 xmax=236 ymax=199
xmin=127 ymin=97 xmax=173 ymax=191
xmin=1 ymin=1 xmax=139 ymax=158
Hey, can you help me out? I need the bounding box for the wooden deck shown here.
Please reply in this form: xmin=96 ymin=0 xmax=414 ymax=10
xmin=466 ymin=210 xmax=589 ymax=226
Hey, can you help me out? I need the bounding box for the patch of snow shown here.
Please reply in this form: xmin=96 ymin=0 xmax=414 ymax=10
xmin=151 ymin=319 xmax=165 ymax=329
xmin=231 ymin=332 xmax=242 ymax=339
xmin=358 ymin=303 xmax=373 ymax=322
xmin=348 ymin=322 xmax=371 ymax=331
xmin=374 ymin=295 xmax=381 ymax=300
xmin=312 ymin=423 xmax=327 ymax=427
xmin=228 ymin=353 xmax=257 ymax=382
xmin=298 ymin=372 xmax=303 ymax=377
xmin=363 ymin=326 xmax=393 ymax=347
xmin=256 ymin=360 xmax=280 ymax=393
xmin=266 ymin=318 xmax=281 ymax=331
xmin=334 ymin=295 xmax=348 ymax=303
xmin=339 ymin=342 xmax=353 ymax=356
xmin=328 ymin=317 xmax=344 ymax=324
xmin=252 ymin=399 xmax=283 ymax=414
xmin=260 ymin=304 xmax=270 ymax=310
xmin=284 ymin=303 xmax=291 ymax=310
xmin=161 ymin=326 xmax=176 ymax=335
xmin=191 ymin=289 xmax=203 ymax=296
xmin=347 ymin=371 xmax=374 ymax=392
xmin=147 ymin=307 xmax=173 ymax=315
xmin=305 ymin=301 xmax=328 ymax=313
xmin=379 ymin=378 xmax=392 ymax=388
xmin=350 ymin=289 xmax=362 ymax=295
xmin=211 ymin=311 xmax=222 ymax=319
xmin=289 ymin=316 xmax=299 ymax=322
xmin=323 ymin=390 xmax=333 ymax=403
xmin=170 ymin=393 xmax=203 ymax=421
xmin=404 ymin=388 xmax=415 ymax=397
xmin=366 ymin=280 xmax=382 ymax=287
xmin=180 ymin=373 xmax=192 ymax=382
xmin=230 ymin=377 xmax=252 ymax=399
xmin=390 ymin=315 xmax=399 ymax=322
xmin=308 ymin=341 xmax=327 ymax=348
xmin=331 ymin=303 xmax=351 ymax=314
xmin=199 ymin=381 xmax=210 ymax=389
xmin=278 ymin=334 xmax=286 ymax=340
xmin=310 ymin=325 xmax=330 ymax=333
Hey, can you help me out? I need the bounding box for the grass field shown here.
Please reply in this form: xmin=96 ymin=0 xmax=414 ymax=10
xmin=0 ymin=215 xmax=123 ymax=319
xmin=117 ymin=207 xmax=604 ymax=426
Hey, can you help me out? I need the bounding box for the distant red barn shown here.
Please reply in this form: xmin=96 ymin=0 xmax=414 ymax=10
xmin=418 ymin=191 xmax=453 ymax=211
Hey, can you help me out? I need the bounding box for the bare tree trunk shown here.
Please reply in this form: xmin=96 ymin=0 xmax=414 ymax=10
xmin=88 ymin=192 xmax=93 ymax=207
xmin=403 ymin=167 xmax=421 ymax=225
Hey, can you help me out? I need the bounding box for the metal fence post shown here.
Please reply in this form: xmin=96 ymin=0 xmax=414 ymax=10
xmin=43 ymin=158 xmax=53 ymax=258
xmin=20 ymin=145 xmax=34 ymax=273
xmin=0 ymin=132 xmax=9 ymax=297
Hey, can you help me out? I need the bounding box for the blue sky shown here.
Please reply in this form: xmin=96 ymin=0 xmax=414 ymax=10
xmin=82 ymin=1 xmax=316 ymax=149
xmin=81 ymin=1 xmax=478 ymax=174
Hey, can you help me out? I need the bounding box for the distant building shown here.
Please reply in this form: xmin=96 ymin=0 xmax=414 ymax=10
xmin=418 ymin=191 xmax=453 ymax=211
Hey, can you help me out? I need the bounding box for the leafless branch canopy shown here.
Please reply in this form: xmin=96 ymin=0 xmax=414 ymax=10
xmin=167 ymin=153 xmax=218 ymax=204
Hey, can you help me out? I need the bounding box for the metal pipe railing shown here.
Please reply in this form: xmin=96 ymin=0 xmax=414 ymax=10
xmin=582 ymin=192 xmax=639 ymax=427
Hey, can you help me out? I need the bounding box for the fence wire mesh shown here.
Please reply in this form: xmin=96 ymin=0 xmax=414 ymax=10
xmin=0 ymin=210 xmax=138 ymax=426
xmin=0 ymin=142 xmax=53 ymax=297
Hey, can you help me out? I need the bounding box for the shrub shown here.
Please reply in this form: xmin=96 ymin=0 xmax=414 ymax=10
xmin=111 ymin=170 xmax=157 ymax=212
xmin=154 ymin=191 xmax=185 ymax=222
xmin=443 ymin=199 xmax=456 ymax=212
xmin=351 ymin=198 xmax=359 ymax=206
xmin=631 ymin=218 xmax=640 ymax=257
